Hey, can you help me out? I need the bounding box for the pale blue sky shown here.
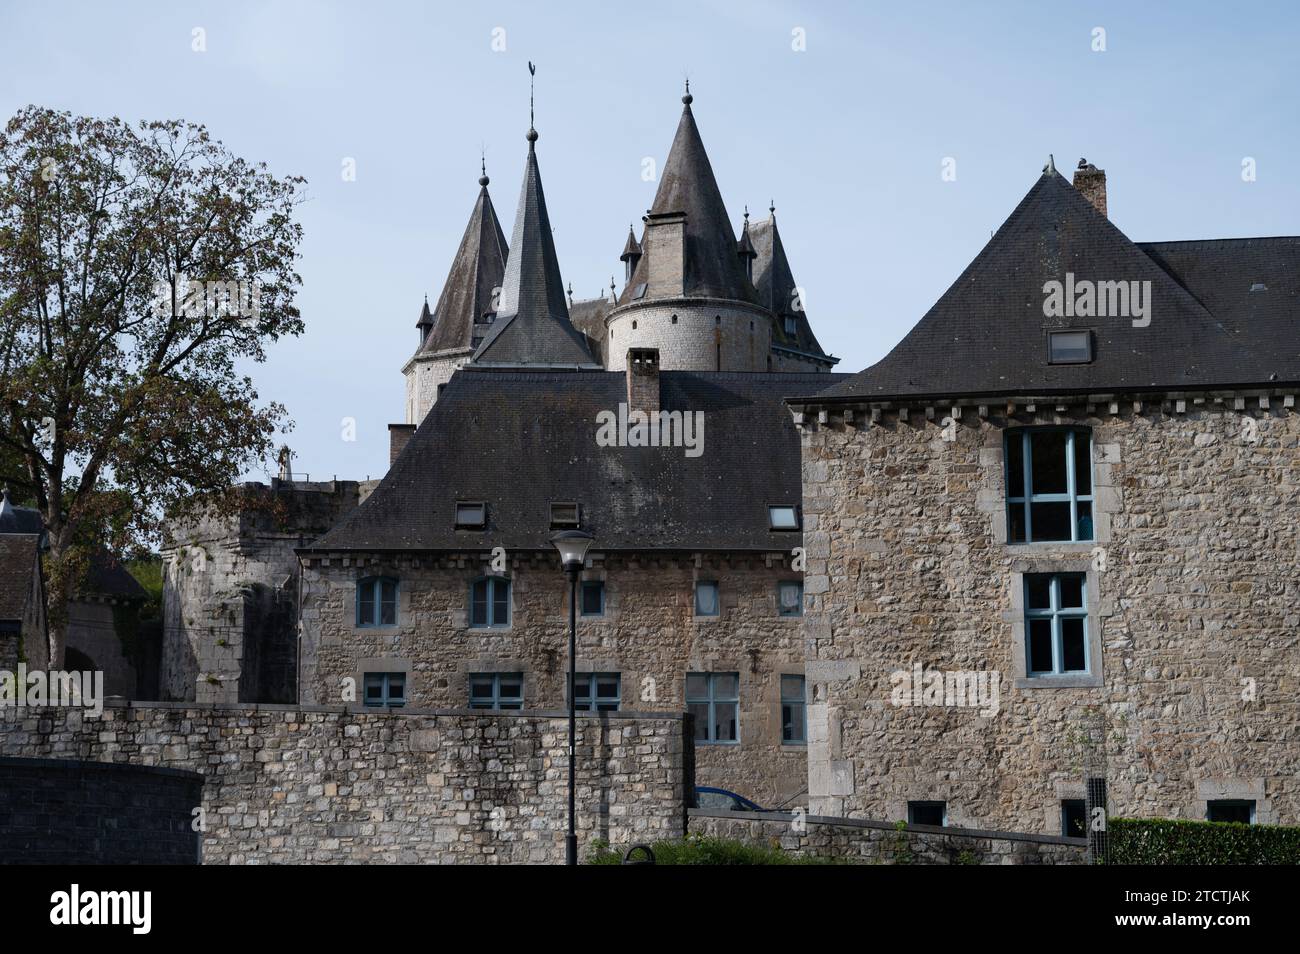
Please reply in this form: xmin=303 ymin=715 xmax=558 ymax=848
xmin=2 ymin=1 xmax=1296 ymax=481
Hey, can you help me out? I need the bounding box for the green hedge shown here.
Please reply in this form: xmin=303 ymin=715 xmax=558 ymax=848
xmin=586 ymin=835 xmax=843 ymax=865
xmin=1108 ymin=817 xmax=1300 ymax=865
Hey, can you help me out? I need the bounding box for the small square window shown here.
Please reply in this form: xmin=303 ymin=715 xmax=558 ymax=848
xmin=363 ymin=672 xmax=406 ymax=708
xmin=780 ymin=674 xmax=806 ymax=744
xmin=694 ymin=581 xmax=720 ymax=617
xmin=455 ymin=501 xmax=486 ymax=529
xmin=581 ymin=580 xmax=605 ymax=616
xmin=1207 ymin=800 xmax=1255 ymax=824
xmin=908 ymin=801 xmax=946 ymax=827
xmin=469 ymin=672 xmax=523 ymax=709
xmin=550 ymin=502 xmax=580 ymax=529
xmin=783 ymin=316 xmax=797 ymax=335
xmin=768 ymin=506 xmax=799 ymax=530
xmin=1061 ymin=799 xmax=1087 ymax=837
xmin=1047 ymin=330 xmax=1092 ymax=364
xmin=777 ymin=581 xmax=803 ymax=617
xmin=573 ymin=672 xmax=621 ymax=711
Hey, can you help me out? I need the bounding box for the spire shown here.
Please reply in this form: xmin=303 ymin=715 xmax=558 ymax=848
xmin=417 ymin=167 xmax=509 ymax=356
xmin=620 ymin=84 xmax=756 ymax=305
xmin=749 ymin=206 xmax=829 ymax=360
xmin=472 ymin=73 xmax=595 ymax=367
xmin=620 ymin=224 xmax=642 ymax=284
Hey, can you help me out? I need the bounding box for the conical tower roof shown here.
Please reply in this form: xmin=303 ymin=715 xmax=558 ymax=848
xmin=473 ymin=128 xmax=596 ymax=366
xmin=750 ymin=205 xmax=828 ymax=358
xmin=419 ymin=169 xmax=509 ymax=355
xmin=619 ymin=86 xmax=758 ymax=306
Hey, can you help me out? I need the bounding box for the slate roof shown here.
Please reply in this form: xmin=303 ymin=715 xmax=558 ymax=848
xmin=0 ymin=535 xmax=39 ymax=621
xmin=749 ymin=212 xmax=832 ymax=361
xmin=807 ymin=171 xmax=1298 ymax=403
xmin=83 ymin=552 xmax=147 ymax=600
xmin=0 ymin=489 xmax=42 ymax=536
xmin=472 ymin=132 xmax=597 ymax=366
xmin=619 ymin=94 xmax=759 ymax=306
xmin=419 ymin=176 xmax=509 ymax=355
xmin=568 ymin=294 xmax=616 ymax=366
xmin=306 ymin=368 xmax=848 ymax=553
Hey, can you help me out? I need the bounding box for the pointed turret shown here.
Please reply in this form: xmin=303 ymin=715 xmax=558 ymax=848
xmin=619 ymin=225 xmax=642 ymax=284
xmin=472 ymin=124 xmax=596 ymax=366
xmin=619 ymin=84 xmax=757 ymax=305
xmin=418 ymin=166 xmax=509 ymax=356
xmin=737 ymin=209 xmax=757 ymax=282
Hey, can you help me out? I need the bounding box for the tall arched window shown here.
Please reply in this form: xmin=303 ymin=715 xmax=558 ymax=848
xmin=356 ymin=576 xmax=398 ymax=627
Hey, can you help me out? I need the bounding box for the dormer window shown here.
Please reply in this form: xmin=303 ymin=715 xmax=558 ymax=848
xmin=784 ymin=316 xmax=797 ymax=336
xmin=550 ymin=502 xmax=580 ymax=529
xmin=455 ymin=501 xmax=486 ymax=529
xmin=768 ymin=505 xmax=800 ymax=530
xmin=1047 ymin=330 xmax=1092 ymax=364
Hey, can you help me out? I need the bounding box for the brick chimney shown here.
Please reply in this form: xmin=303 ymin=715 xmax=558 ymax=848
xmin=388 ymin=423 xmax=416 ymax=466
xmin=1073 ymin=158 xmax=1107 ymax=218
xmin=626 ymin=348 xmax=660 ymax=415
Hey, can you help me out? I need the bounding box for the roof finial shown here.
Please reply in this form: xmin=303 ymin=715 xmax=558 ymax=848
xmin=743 ymin=204 xmax=749 ymax=222
xmin=1043 ymin=154 xmax=1056 ymax=175
xmin=682 ymin=76 xmax=693 ymax=106
xmin=527 ymin=62 xmax=538 ymax=143
xmin=479 ymin=151 xmax=489 ymax=187
xmin=769 ymin=198 xmax=775 ymax=217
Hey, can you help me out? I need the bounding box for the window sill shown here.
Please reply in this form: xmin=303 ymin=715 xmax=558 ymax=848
xmin=1014 ymin=674 xmax=1103 ymax=689
xmin=1005 ymin=542 xmax=1096 ymax=552
xmin=697 ymin=740 xmax=740 ymax=746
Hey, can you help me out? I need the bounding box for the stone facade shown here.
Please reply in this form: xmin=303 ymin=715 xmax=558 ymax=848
xmin=799 ymin=396 xmax=1300 ymax=830
xmin=689 ymin=809 xmax=1087 ymax=864
xmin=301 ymin=551 xmax=808 ymax=806
xmin=605 ymin=300 xmax=775 ymax=373
xmin=162 ymin=479 xmax=373 ymax=704
xmin=0 ymin=702 xmax=691 ymax=864
xmin=403 ymin=348 xmax=472 ymax=426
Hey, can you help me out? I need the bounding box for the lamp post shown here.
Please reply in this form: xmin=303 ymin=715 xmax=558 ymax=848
xmin=550 ymin=529 xmax=594 ymax=866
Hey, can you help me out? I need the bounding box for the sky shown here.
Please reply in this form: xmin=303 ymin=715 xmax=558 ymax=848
xmin=2 ymin=0 xmax=1297 ymax=482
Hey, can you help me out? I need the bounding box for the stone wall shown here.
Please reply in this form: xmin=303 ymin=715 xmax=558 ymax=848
xmin=605 ymin=300 xmax=773 ymax=372
xmin=161 ymin=479 xmax=367 ymax=704
xmin=301 ymin=551 xmax=808 ymax=806
xmin=688 ymin=809 xmax=1087 ymax=864
xmin=0 ymin=702 xmax=691 ymax=864
xmin=403 ymin=348 xmax=472 ymax=425
xmin=0 ymin=756 xmax=201 ymax=864
xmin=799 ymin=398 xmax=1300 ymax=830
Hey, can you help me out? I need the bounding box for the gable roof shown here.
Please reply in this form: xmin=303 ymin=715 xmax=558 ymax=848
xmin=810 ymin=171 xmax=1293 ymax=403
xmin=306 ymin=368 xmax=848 ymax=553
xmin=471 ymin=132 xmax=596 ymax=367
xmin=419 ymin=175 xmax=509 ymax=355
xmin=749 ymin=212 xmax=831 ymax=361
xmin=619 ymin=93 xmax=758 ymax=306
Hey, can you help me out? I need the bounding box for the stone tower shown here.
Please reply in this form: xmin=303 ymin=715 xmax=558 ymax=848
xmin=402 ymin=164 xmax=509 ymax=424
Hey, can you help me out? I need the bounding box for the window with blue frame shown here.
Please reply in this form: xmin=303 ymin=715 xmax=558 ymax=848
xmin=686 ymin=672 xmax=739 ymax=744
xmin=468 ymin=672 xmax=524 ymax=709
xmin=363 ymin=671 xmax=406 ymax=708
xmin=694 ymin=581 xmax=720 ymax=617
xmin=781 ymin=674 xmax=806 ymax=744
xmin=356 ymin=577 xmax=398 ymax=627
xmin=573 ymin=672 xmax=620 ymax=711
xmin=581 ymin=581 xmax=605 ymax=617
xmin=469 ymin=577 xmax=510 ymax=628
xmin=1024 ymin=573 xmax=1090 ymax=676
xmin=1005 ymin=429 xmax=1094 ymax=543
xmin=777 ymin=581 xmax=803 ymax=617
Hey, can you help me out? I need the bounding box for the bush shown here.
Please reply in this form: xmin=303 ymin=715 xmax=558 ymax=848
xmin=1108 ymin=817 xmax=1300 ymax=865
xmin=586 ymin=834 xmax=842 ymax=865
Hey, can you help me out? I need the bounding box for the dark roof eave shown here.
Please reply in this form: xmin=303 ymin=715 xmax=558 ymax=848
xmin=785 ymin=377 xmax=1300 ymax=407
xmin=296 ymin=542 xmax=804 ymax=558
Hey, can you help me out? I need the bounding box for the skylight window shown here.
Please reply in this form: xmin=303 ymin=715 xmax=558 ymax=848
xmin=768 ymin=505 xmax=799 ymax=530
xmin=549 ymin=502 xmax=580 ymax=529
xmin=632 ymin=283 xmax=648 ymax=300
xmin=455 ymin=501 xmax=486 ymax=529
xmin=1047 ymin=330 xmax=1092 ymax=364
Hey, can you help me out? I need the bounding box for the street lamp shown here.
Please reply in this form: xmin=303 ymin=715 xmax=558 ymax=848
xmin=550 ymin=529 xmax=593 ymax=866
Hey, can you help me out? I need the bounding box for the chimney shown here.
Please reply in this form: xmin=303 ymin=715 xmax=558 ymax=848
xmin=388 ymin=423 xmax=416 ymax=466
xmin=626 ymin=348 xmax=660 ymax=416
xmin=1073 ymin=158 xmax=1107 ymax=218
xmin=639 ymin=211 xmax=686 ymax=297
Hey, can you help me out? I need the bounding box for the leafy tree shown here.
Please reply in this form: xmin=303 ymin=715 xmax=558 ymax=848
xmin=0 ymin=106 xmax=305 ymax=665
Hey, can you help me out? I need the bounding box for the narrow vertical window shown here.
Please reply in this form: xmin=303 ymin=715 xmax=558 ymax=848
xmin=777 ymin=581 xmax=803 ymax=617
xmin=780 ymin=674 xmax=806 ymax=743
xmin=694 ymin=581 xmax=720 ymax=617
xmin=580 ymin=580 xmax=605 ymax=617
xmin=469 ymin=577 xmax=510 ymax=628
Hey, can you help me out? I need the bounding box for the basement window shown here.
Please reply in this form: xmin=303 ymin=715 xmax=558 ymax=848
xmin=768 ymin=505 xmax=800 ymax=530
xmin=1047 ymin=330 xmax=1092 ymax=364
xmin=908 ymin=801 xmax=947 ymax=827
xmin=1207 ymin=800 xmax=1256 ymax=824
xmin=1061 ymin=799 xmax=1087 ymax=837
xmin=455 ymin=501 xmax=486 ymax=529
xmin=549 ymin=502 xmax=580 ymax=529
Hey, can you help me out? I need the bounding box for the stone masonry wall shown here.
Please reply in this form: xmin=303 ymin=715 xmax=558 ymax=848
xmin=800 ymin=399 xmax=1300 ymax=830
xmin=688 ymin=809 xmax=1087 ymax=864
xmin=606 ymin=300 xmax=773 ymax=372
xmin=301 ymin=551 xmax=808 ymax=806
xmin=0 ymin=702 xmax=691 ymax=864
